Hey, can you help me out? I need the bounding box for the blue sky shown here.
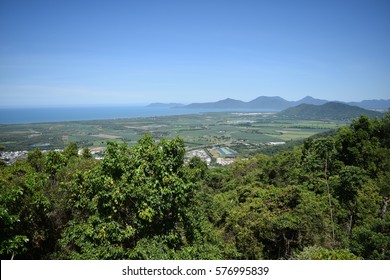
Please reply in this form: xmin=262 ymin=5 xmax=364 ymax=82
xmin=0 ymin=0 xmax=389 ymax=107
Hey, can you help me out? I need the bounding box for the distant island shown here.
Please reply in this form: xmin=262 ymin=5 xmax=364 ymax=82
xmin=149 ymin=96 xmax=390 ymax=111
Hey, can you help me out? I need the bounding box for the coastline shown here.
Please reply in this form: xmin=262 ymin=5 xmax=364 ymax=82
xmin=0 ymin=106 xmax=278 ymax=125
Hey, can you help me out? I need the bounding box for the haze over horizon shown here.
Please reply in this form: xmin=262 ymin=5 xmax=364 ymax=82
xmin=1 ymin=0 xmax=389 ymax=108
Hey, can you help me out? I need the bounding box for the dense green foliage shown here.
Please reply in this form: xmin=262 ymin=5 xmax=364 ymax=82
xmin=1 ymin=113 xmax=389 ymax=259
xmin=278 ymin=102 xmax=383 ymax=120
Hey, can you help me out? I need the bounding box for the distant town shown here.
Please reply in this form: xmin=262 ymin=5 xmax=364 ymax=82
xmin=1 ymin=142 xmax=288 ymax=167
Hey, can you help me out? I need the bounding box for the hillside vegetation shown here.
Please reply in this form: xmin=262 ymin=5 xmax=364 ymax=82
xmin=278 ymin=102 xmax=383 ymax=120
xmin=1 ymin=112 xmax=389 ymax=260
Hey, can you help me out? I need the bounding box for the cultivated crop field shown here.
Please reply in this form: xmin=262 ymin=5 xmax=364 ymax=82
xmin=215 ymin=147 xmax=237 ymax=157
xmin=0 ymin=112 xmax=344 ymax=155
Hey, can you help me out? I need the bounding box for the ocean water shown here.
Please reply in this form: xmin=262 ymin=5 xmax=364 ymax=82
xmin=0 ymin=106 xmax=198 ymax=124
xmin=0 ymin=106 xmax=271 ymax=125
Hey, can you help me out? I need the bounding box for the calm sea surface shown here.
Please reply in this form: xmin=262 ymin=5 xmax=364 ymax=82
xmin=0 ymin=106 xmax=273 ymax=124
xmin=0 ymin=106 xmax=199 ymax=124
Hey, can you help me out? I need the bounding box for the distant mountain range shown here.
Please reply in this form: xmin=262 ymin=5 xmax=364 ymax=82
xmin=278 ymin=102 xmax=383 ymax=120
xmin=163 ymin=96 xmax=390 ymax=111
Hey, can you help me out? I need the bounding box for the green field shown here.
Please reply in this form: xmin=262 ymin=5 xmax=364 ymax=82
xmin=215 ymin=147 xmax=237 ymax=157
xmin=0 ymin=112 xmax=345 ymax=155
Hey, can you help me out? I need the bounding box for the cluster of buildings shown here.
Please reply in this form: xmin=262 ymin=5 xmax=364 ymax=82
xmin=0 ymin=148 xmax=104 ymax=165
xmin=185 ymin=146 xmax=239 ymax=166
xmin=215 ymin=157 xmax=235 ymax=166
xmin=0 ymin=150 xmax=28 ymax=165
xmin=185 ymin=149 xmax=212 ymax=165
xmin=2 ymin=145 xmax=246 ymax=167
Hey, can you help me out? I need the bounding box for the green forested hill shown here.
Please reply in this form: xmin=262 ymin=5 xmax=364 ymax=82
xmin=278 ymin=102 xmax=383 ymax=120
xmin=1 ymin=112 xmax=389 ymax=260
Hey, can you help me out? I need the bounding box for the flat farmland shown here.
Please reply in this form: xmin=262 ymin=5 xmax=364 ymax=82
xmin=0 ymin=112 xmax=344 ymax=154
xmin=215 ymin=147 xmax=237 ymax=157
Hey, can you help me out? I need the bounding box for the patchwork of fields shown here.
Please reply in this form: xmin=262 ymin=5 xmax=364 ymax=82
xmin=0 ymin=112 xmax=344 ymax=158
